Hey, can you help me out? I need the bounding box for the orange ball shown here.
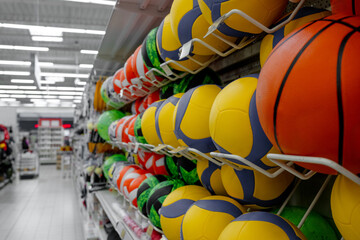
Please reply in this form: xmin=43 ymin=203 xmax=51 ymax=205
xmin=331 ymin=0 xmax=360 ymax=15
xmin=256 ymin=14 xmax=360 ymax=175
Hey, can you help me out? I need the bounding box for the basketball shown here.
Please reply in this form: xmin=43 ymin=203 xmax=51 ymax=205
xmin=160 ymin=185 xmax=211 ymax=240
xmin=147 ymin=179 xmax=185 ymax=229
xmin=155 ymin=93 xmax=183 ymax=148
xmin=209 ymin=75 xmax=280 ymax=170
xmin=196 ymin=158 xmax=226 ymax=195
xmin=157 ymin=15 xmax=213 ymax=72
xmin=170 ymin=0 xmax=237 ymax=55
xmin=197 ymin=0 xmax=288 ymax=37
xmin=137 ymin=174 xmax=170 ymax=217
xmin=141 ymin=100 xmax=165 ymax=146
xmin=174 ymin=84 xmax=221 ymax=153
xmin=181 ymin=195 xmax=246 ymax=240
xmin=260 ymin=7 xmax=331 ymax=67
xmin=221 ymin=165 xmax=294 ymax=209
xmin=331 ymin=175 xmax=360 ymax=240
xmin=218 ymin=211 xmax=306 ymax=240
xmin=331 ymin=0 xmax=360 ymax=15
xmin=256 ymin=14 xmax=360 ymax=174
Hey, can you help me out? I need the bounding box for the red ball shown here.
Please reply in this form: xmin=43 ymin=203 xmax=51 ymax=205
xmin=122 ymin=115 xmax=137 ymax=143
xmin=151 ymin=152 xmax=168 ymax=175
xmin=137 ymin=149 xmax=156 ymax=173
xmin=126 ymin=116 xmax=137 ymax=143
xmin=127 ymin=173 xmax=153 ymax=206
xmin=257 ymin=14 xmax=360 ymax=174
xmin=122 ymin=169 xmax=150 ymax=198
xmin=116 ymin=165 xmax=140 ymax=190
xmin=133 ymin=45 xmax=142 ymax=79
xmin=146 ymin=90 xmax=160 ymax=107
xmin=115 ymin=116 xmax=133 ymax=142
xmin=112 ymin=68 xmax=123 ymax=94
xmin=331 ymin=0 xmax=360 ymax=15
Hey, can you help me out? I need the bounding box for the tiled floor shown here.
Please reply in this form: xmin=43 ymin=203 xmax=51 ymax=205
xmin=0 ymin=165 xmax=84 ymax=240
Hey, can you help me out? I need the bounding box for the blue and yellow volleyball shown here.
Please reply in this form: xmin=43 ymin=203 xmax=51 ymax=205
xmin=197 ymin=0 xmax=288 ymax=37
xmin=209 ymin=74 xmax=279 ymax=170
xmin=156 ymin=14 xmax=212 ymax=72
xmin=260 ymin=7 xmax=331 ymax=67
xmin=141 ymin=100 xmax=165 ymax=146
xmin=197 ymin=158 xmax=226 ymax=195
xmin=169 ymin=0 xmax=237 ymax=55
xmin=221 ymin=165 xmax=294 ymax=209
xmin=160 ymin=185 xmax=211 ymax=240
xmin=181 ymin=195 xmax=246 ymax=240
xmin=218 ymin=211 xmax=306 ymax=240
xmin=174 ymin=84 xmax=221 ymax=153
xmin=155 ymin=93 xmax=184 ymax=148
xmin=331 ymin=174 xmax=360 ymax=240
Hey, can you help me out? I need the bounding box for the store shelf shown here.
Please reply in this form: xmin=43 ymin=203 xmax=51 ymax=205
xmin=94 ymin=190 xmax=140 ymax=240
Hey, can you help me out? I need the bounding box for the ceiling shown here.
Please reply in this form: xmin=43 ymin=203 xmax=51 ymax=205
xmin=0 ymin=0 xmax=115 ymax=108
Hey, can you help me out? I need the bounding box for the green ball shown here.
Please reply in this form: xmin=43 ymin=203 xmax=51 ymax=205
xmin=137 ymin=175 xmax=170 ymax=217
xmin=164 ymin=155 xmax=180 ymax=179
xmin=147 ymin=179 xmax=185 ymax=229
xmin=274 ymin=206 xmax=338 ymax=240
xmin=174 ymin=68 xmax=221 ymax=94
xmin=160 ymin=82 xmax=176 ymax=100
xmin=97 ymin=110 xmax=125 ymax=141
xmin=102 ymin=154 xmax=127 ymax=181
xmin=134 ymin=112 xmax=148 ymax=144
xmin=141 ymin=27 xmax=165 ymax=75
xmin=178 ymin=157 xmax=200 ymax=185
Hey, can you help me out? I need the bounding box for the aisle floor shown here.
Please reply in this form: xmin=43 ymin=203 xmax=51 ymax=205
xmin=0 ymin=165 xmax=84 ymax=240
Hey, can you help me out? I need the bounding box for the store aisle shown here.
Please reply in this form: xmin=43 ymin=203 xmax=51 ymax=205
xmin=0 ymin=166 xmax=84 ymax=240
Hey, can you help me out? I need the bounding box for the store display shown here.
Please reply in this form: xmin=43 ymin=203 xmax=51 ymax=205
xmin=102 ymin=154 xmax=127 ymax=181
xmin=146 ymin=179 xmax=185 ymax=229
xmin=117 ymin=115 xmax=136 ymax=143
xmin=218 ymin=212 xmax=306 ymax=240
xmin=122 ymin=169 xmax=151 ymax=199
xmin=209 ymin=75 xmax=279 ymax=169
xmin=125 ymin=117 xmax=137 ymax=143
xmin=157 ymin=15 xmax=213 ymax=72
xmin=170 ymin=0 xmax=237 ymax=55
xmin=137 ymin=174 xmax=170 ymax=217
xmin=197 ymin=0 xmax=288 ymax=37
xmin=160 ymin=185 xmax=211 ymax=240
xmin=141 ymin=100 xmax=165 ymax=146
xmin=196 ymin=159 xmax=226 ymax=195
xmin=174 ymin=84 xmax=221 ymax=153
xmin=331 ymin=174 xmax=360 ymax=240
xmin=260 ymin=7 xmax=331 ymax=67
xmin=275 ymin=206 xmax=338 ymax=240
xmin=181 ymin=195 xmax=246 ymax=240
xmin=221 ymin=165 xmax=294 ymax=209
xmin=331 ymin=0 xmax=360 ymax=15
xmin=256 ymin=14 xmax=360 ymax=174
xmin=116 ymin=165 xmax=140 ymax=190
xmin=177 ymin=157 xmax=200 ymax=185
xmin=97 ymin=110 xmax=125 ymax=141
xmin=155 ymin=94 xmax=183 ymax=148
xmin=127 ymin=173 xmax=154 ymax=207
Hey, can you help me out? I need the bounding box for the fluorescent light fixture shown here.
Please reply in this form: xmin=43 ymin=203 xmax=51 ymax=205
xmin=0 ymin=60 xmax=31 ymax=66
xmin=23 ymin=103 xmax=34 ymax=107
xmin=32 ymin=36 xmax=63 ymax=42
xmin=11 ymin=79 xmax=34 ymax=84
xmin=45 ymin=76 xmax=64 ymax=82
xmin=0 ymin=23 xmax=105 ymax=35
xmin=0 ymin=90 xmax=24 ymax=94
xmin=19 ymin=86 xmax=37 ymax=90
xmin=0 ymin=85 xmax=18 ymax=89
xmin=40 ymin=80 xmax=56 ymax=85
xmin=74 ymin=99 xmax=81 ymax=103
xmin=39 ymin=62 xmax=54 ymax=67
xmin=79 ymin=64 xmax=93 ymax=69
xmin=31 ymin=95 xmax=43 ymax=98
xmin=75 ymin=81 xmax=87 ymax=86
xmin=0 ymin=71 xmax=30 ymax=76
xmin=11 ymin=94 xmax=27 ymax=98
xmin=43 ymin=95 xmax=57 ymax=99
xmin=0 ymin=94 xmax=9 ymax=97
xmin=2 ymin=98 xmax=16 ymax=102
xmin=46 ymin=99 xmax=61 ymax=103
xmin=43 ymin=86 xmax=84 ymax=91
xmin=65 ymin=0 xmax=115 ymax=6
xmin=80 ymin=50 xmax=98 ymax=55
xmin=59 ymin=96 xmax=74 ymax=99
xmin=41 ymin=72 xmax=89 ymax=78
xmin=74 ymin=96 xmax=83 ymax=99
xmin=0 ymin=45 xmax=49 ymax=52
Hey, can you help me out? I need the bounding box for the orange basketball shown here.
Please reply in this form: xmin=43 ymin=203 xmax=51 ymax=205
xmin=256 ymin=14 xmax=360 ymax=175
xmin=331 ymin=0 xmax=360 ymax=15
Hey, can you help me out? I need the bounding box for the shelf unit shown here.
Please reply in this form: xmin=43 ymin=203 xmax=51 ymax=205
xmin=38 ymin=126 xmax=64 ymax=164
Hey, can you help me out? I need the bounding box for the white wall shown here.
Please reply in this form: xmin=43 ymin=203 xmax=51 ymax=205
xmin=0 ymin=107 xmax=18 ymax=141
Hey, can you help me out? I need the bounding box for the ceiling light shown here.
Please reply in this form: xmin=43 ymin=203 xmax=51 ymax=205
xmin=31 ymin=95 xmax=43 ymax=98
xmin=0 ymin=60 xmax=31 ymax=66
xmin=32 ymin=36 xmax=63 ymax=42
xmin=2 ymin=98 xmax=16 ymax=102
xmin=0 ymin=85 xmax=18 ymax=89
xmin=0 ymin=23 xmax=105 ymax=35
xmin=11 ymin=79 xmax=34 ymax=84
xmin=40 ymin=80 xmax=56 ymax=85
xmin=19 ymin=86 xmax=37 ymax=90
xmin=76 ymin=81 xmax=87 ymax=86
xmin=11 ymin=94 xmax=26 ymax=98
xmin=79 ymin=64 xmax=93 ymax=68
xmin=64 ymin=0 xmax=115 ymax=6
xmin=23 ymin=103 xmax=35 ymax=107
xmin=0 ymin=90 xmax=24 ymax=94
xmin=39 ymin=62 xmax=54 ymax=67
xmin=41 ymin=72 xmax=89 ymax=78
xmin=59 ymin=96 xmax=74 ymax=99
xmin=0 ymin=94 xmax=9 ymax=97
xmin=46 ymin=99 xmax=61 ymax=103
xmin=45 ymin=76 xmax=64 ymax=82
xmin=0 ymin=71 xmax=30 ymax=76
xmin=43 ymin=96 xmax=57 ymax=99
xmin=80 ymin=50 xmax=98 ymax=55
xmin=0 ymin=45 xmax=49 ymax=52
xmin=74 ymin=99 xmax=81 ymax=103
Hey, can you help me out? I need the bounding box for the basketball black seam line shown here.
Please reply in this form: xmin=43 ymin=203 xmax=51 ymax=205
xmin=353 ymin=0 xmax=356 ymax=15
xmin=319 ymin=19 xmax=360 ymax=32
xmin=273 ymin=20 xmax=345 ymax=152
xmin=266 ymin=16 xmax=354 ymax=67
xmin=337 ymin=30 xmax=357 ymax=166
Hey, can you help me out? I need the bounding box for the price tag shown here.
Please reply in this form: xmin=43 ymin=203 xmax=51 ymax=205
xmin=179 ymin=41 xmax=192 ymax=60
xmin=121 ymin=229 xmax=126 ymax=239
xmin=146 ymin=224 xmax=154 ymax=236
